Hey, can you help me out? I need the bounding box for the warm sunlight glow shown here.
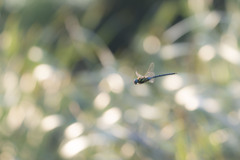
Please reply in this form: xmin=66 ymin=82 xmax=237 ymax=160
xmin=162 ymin=74 xmax=183 ymax=90
xmin=202 ymin=98 xmax=220 ymax=113
xmin=94 ymin=92 xmax=110 ymax=110
xmin=42 ymin=74 xmax=62 ymax=94
xmin=175 ymin=86 xmax=199 ymax=111
xmin=186 ymin=152 xmax=197 ymax=160
xmin=131 ymin=84 xmax=150 ymax=97
xmin=59 ymin=136 xmax=89 ymax=159
xmin=219 ymin=43 xmax=240 ymax=65
xmin=97 ymin=107 xmax=121 ymax=128
xmin=198 ymin=45 xmax=216 ymax=61
xmin=0 ymin=32 xmax=12 ymax=49
xmin=3 ymin=72 xmax=20 ymax=106
xmin=97 ymin=49 xmax=115 ymax=67
xmin=3 ymin=72 xmax=18 ymax=92
xmin=121 ymin=143 xmax=135 ymax=158
xmin=41 ymin=115 xmax=63 ymax=131
xmin=138 ymin=104 xmax=161 ymax=120
xmin=143 ymin=35 xmax=161 ymax=54
xmin=203 ymin=12 xmax=221 ymax=29
xmin=209 ymin=129 xmax=229 ymax=145
xmin=65 ymin=122 xmax=84 ymax=139
xmin=28 ymin=46 xmax=44 ymax=62
xmin=106 ymin=124 xmax=129 ymax=139
xmin=106 ymin=74 xmax=124 ymax=93
xmin=188 ymin=0 xmax=205 ymax=12
xmin=160 ymin=124 xmax=175 ymax=140
xmin=33 ymin=64 xmax=53 ymax=81
xmin=7 ymin=106 xmax=25 ymax=131
xmin=160 ymin=43 xmax=189 ymax=60
xmin=20 ymin=73 xmax=36 ymax=93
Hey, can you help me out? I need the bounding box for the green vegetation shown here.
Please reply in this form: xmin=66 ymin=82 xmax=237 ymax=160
xmin=1 ymin=0 xmax=240 ymax=159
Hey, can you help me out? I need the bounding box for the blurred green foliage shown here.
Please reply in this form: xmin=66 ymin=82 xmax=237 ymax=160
xmin=1 ymin=0 xmax=240 ymax=159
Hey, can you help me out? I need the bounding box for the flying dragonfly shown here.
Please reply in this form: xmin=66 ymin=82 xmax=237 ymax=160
xmin=134 ymin=62 xmax=176 ymax=85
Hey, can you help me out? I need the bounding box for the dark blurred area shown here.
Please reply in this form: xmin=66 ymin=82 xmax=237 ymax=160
xmin=1 ymin=0 xmax=240 ymax=160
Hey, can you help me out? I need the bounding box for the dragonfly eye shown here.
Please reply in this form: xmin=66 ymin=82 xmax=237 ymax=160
xmin=134 ymin=79 xmax=138 ymax=85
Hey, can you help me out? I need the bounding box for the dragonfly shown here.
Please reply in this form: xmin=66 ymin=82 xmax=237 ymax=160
xmin=134 ymin=62 xmax=176 ymax=85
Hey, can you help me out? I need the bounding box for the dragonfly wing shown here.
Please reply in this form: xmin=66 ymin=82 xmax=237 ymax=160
xmin=144 ymin=62 xmax=155 ymax=78
xmin=145 ymin=72 xmax=155 ymax=78
xmin=149 ymin=78 xmax=154 ymax=83
xmin=145 ymin=63 xmax=154 ymax=75
xmin=136 ymin=71 xmax=143 ymax=78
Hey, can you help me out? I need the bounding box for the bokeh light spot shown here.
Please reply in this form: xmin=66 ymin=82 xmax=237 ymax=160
xmin=175 ymin=86 xmax=199 ymax=111
xmin=7 ymin=106 xmax=25 ymax=132
xmin=106 ymin=74 xmax=124 ymax=93
xmin=42 ymin=73 xmax=61 ymax=94
xmin=160 ymin=124 xmax=175 ymax=140
xmin=209 ymin=129 xmax=229 ymax=145
xmin=162 ymin=74 xmax=183 ymax=90
xmin=97 ymin=107 xmax=121 ymax=128
xmin=59 ymin=136 xmax=89 ymax=159
xmin=198 ymin=45 xmax=216 ymax=61
xmin=203 ymin=12 xmax=220 ymax=29
xmin=139 ymin=104 xmax=161 ymax=120
xmin=94 ymin=92 xmax=111 ymax=110
xmin=219 ymin=43 xmax=240 ymax=65
xmin=3 ymin=72 xmax=20 ymax=106
xmin=20 ymin=73 xmax=36 ymax=93
xmin=41 ymin=114 xmax=64 ymax=131
xmin=108 ymin=124 xmax=129 ymax=139
xmin=143 ymin=35 xmax=161 ymax=54
xmin=188 ymin=0 xmax=205 ymax=12
xmin=97 ymin=49 xmax=115 ymax=67
xmin=33 ymin=64 xmax=53 ymax=81
xmin=3 ymin=72 xmax=18 ymax=92
xmin=28 ymin=46 xmax=44 ymax=62
xmin=121 ymin=143 xmax=135 ymax=158
xmin=202 ymin=98 xmax=220 ymax=113
xmin=98 ymin=78 xmax=110 ymax=92
xmin=160 ymin=43 xmax=189 ymax=60
xmin=65 ymin=122 xmax=84 ymax=139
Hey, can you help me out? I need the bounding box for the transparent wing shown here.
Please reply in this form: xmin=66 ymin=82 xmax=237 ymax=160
xmin=145 ymin=72 xmax=154 ymax=78
xmin=146 ymin=63 xmax=154 ymax=74
xmin=144 ymin=62 xmax=155 ymax=77
xmin=149 ymin=78 xmax=154 ymax=83
xmin=135 ymin=71 xmax=143 ymax=78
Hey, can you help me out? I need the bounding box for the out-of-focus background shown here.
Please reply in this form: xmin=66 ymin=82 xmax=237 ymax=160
xmin=1 ymin=0 xmax=240 ymax=159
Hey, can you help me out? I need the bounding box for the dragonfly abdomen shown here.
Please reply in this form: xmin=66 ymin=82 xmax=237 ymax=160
xmin=152 ymin=73 xmax=176 ymax=78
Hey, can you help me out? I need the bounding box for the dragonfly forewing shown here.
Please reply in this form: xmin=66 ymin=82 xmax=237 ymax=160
xmin=144 ymin=62 xmax=155 ymax=80
xmin=145 ymin=62 xmax=154 ymax=76
xmin=145 ymin=71 xmax=155 ymax=78
xmin=135 ymin=71 xmax=144 ymax=78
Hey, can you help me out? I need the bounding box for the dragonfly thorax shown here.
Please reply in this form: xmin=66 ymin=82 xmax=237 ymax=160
xmin=134 ymin=77 xmax=150 ymax=85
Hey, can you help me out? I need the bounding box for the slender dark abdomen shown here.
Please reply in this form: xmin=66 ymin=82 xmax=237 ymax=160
xmin=153 ymin=73 xmax=176 ymax=78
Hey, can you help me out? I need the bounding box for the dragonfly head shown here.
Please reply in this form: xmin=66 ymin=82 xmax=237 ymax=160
xmin=134 ymin=79 xmax=138 ymax=85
